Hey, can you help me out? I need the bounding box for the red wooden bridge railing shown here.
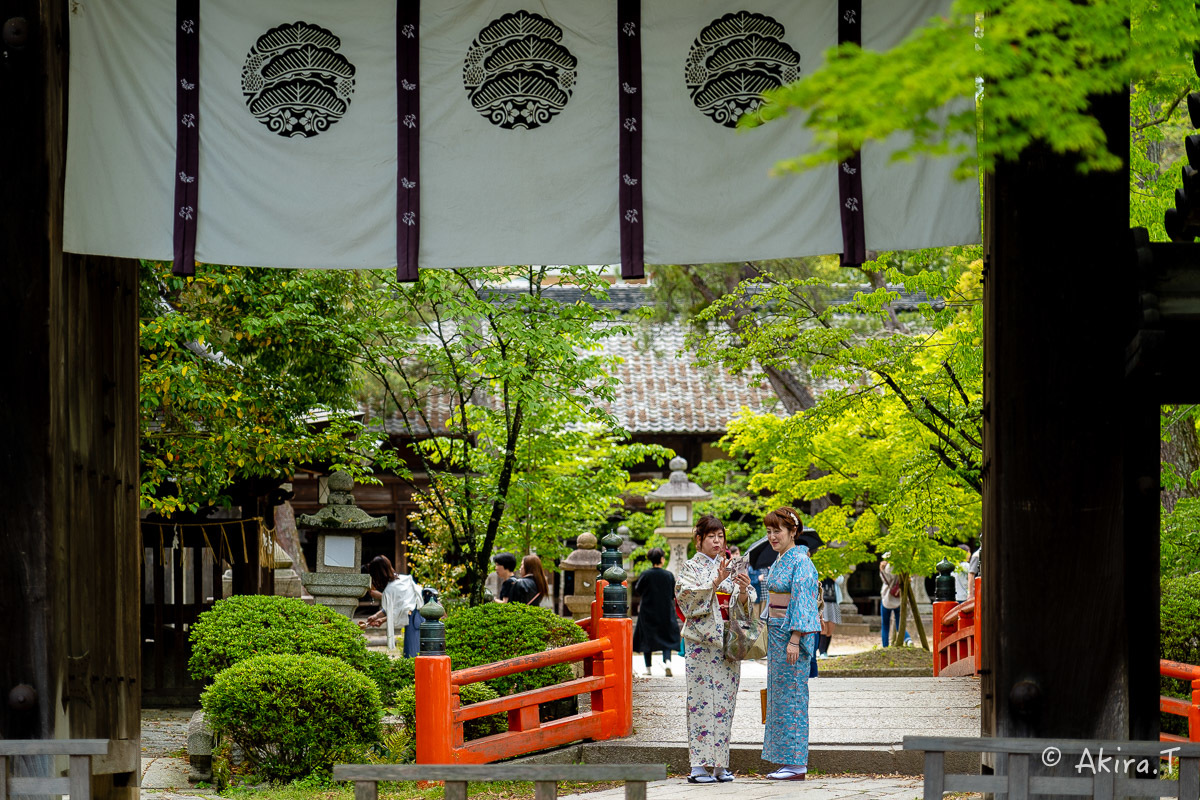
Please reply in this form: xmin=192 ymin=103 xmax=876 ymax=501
xmin=415 ymin=577 xmax=633 ymax=764
xmin=932 ymin=576 xmax=982 ymax=677
xmin=1161 ymin=659 xmax=1200 ymax=744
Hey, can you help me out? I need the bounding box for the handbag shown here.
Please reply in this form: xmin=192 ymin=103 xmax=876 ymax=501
xmin=822 ymin=579 xmax=837 ymax=603
xmin=743 ymin=622 xmax=769 ymax=660
xmin=723 ymin=601 xmax=768 ymax=660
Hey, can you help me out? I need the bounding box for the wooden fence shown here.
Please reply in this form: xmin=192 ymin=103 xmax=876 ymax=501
xmin=0 ymin=740 xmax=109 ymax=800
xmin=904 ymin=736 xmax=1200 ymax=800
xmin=1163 ymin=660 xmax=1200 ymax=744
xmin=332 ymin=764 xmax=665 ymax=800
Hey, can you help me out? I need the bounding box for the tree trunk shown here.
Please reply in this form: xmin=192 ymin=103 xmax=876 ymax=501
xmin=905 ymin=577 xmax=930 ymax=650
xmin=1161 ymin=409 xmax=1200 ymax=514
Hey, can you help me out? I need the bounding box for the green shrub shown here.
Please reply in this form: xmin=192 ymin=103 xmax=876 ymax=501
xmin=363 ymin=652 xmax=416 ymax=705
xmin=444 ymin=603 xmax=587 ymax=696
xmin=189 ymin=595 xmax=370 ymax=684
xmin=1160 ymin=572 xmax=1200 ymax=737
xmin=201 ymin=653 xmax=381 ymax=782
xmin=395 ymin=682 xmax=507 ymax=741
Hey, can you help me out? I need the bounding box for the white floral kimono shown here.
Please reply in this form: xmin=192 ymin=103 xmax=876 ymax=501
xmin=675 ymin=552 xmax=756 ymax=769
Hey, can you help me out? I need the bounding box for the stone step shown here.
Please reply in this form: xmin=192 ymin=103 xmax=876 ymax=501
xmin=570 ymin=741 xmax=978 ymax=777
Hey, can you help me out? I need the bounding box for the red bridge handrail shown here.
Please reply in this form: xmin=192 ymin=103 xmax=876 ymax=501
xmin=1160 ymin=659 xmax=1200 ymax=744
xmin=415 ymin=613 xmax=633 ymax=764
xmin=451 ymin=638 xmax=610 ymax=686
xmin=932 ymin=576 xmax=981 ymax=677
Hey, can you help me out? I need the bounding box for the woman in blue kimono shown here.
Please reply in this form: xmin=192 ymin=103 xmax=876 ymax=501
xmin=761 ymin=506 xmax=821 ymax=781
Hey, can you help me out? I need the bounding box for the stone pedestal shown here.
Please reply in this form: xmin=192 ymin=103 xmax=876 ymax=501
xmin=299 ymin=572 xmax=370 ymax=617
xmin=562 ymin=533 xmax=601 ymax=620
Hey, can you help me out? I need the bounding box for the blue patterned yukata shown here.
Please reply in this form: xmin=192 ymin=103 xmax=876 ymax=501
xmin=762 ymin=544 xmax=821 ymax=767
xmin=675 ymin=551 xmax=755 ymax=769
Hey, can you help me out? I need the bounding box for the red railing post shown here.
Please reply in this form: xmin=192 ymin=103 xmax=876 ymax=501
xmin=1191 ymin=679 xmax=1200 ymax=742
xmin=973 ymin=576 xmax=982 ymax=672
xmin=597 ymin=615 xmax=633 ymax=737
xmin=415 ymin=654 xmax=455 ymax=764
xmin=931 ymin=599 xmax=956 ymax=677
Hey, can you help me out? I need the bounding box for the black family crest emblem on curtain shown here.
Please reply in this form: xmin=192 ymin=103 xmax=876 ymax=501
xmin=241 ymin=22 xmax=356 ymax=138
xmin=463 ymin=11 xmax=577 ymax=130
xmin=685 ymin=11 xmax=800 ymax=128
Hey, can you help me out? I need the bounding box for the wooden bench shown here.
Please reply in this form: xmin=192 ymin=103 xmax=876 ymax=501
xmin=904 ymin=736 xmax=1200 ymax=799
xmin=0 ymin=740 xmax=110 ymax=800
xmin=333 ymin=764 xmax=666 ymax=800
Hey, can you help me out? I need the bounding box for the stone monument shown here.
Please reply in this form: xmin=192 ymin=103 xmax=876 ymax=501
xmin=295 ymin=471 xmax=383 ymax=617
xmin=645 ymin=456 xmax=712 ymax=575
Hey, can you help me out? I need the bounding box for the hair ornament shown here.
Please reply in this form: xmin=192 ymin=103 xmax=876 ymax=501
xmin=788 ymin=510 xmax=799 ymax=526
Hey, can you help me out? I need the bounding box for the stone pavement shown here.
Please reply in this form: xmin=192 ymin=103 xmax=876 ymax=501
xmin=576 ymin=654 xmax=980 ymax=775
xmin=559 ymin=776 xmax=928 ymax=800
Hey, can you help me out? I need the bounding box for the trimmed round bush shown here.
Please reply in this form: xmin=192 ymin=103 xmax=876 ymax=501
xmin=444 ymin=603 xmax=588 ymax=696
xmin=1161 ymin=573 xmax=1200 ymax=737
xmin=396 ymin=682 xmax=507 ymax=741
xmin=201 ymin=653 xmax=381 ymax=781
xmin=363 ymin=652 xmax=415 ymax=705
xmin=189 ymin=595 xmax=370 ymax=683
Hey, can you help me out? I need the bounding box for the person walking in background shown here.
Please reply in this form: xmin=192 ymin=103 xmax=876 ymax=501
xmin=676 ymin=515 xmax=755 ymax=784
xmin=954 ymin=544 xmax=973 ymax=602
xmin=492 ymin=552 xmax=518 ymax=601
xmin=879 ymin=557 xmax=910 ymax=646
xmin=817 ymin=575 xmax=843 ymax=658
xmin=364 ymin=555 xmax=423 ymax=656
xmin=632 ymin=547 xmax=680 ymax=676
xmin=760 ymin=507 xmax=821 ymax=781
xmin=519 ymin=554 xmax=553 ymax=608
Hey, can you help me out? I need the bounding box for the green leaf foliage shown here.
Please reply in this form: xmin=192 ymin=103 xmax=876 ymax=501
xmin=1162 ymin=499 xmax=1200 ymax=581
xmin=188 ymin=595 xmax=371 ymax=684
xmin=201 ymin=653 xmax=381 ymax=781
xmin=355 ymin=266 xmax=666 ymax=602
xmin=140 ymin=261 xmax=397 ymax=514
xmin=744 ymin=1 xmax=1199 ymax=177
xmin=443 ymin=602 xmax=588 ymax=697
xmin=1160 ymin=573 xmax=1200 ymax=737
xmin=395 ymin=681 xmax=507 ymax=742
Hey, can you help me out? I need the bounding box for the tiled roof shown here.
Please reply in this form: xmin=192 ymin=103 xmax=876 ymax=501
xmin=599 ymin=322 xmax=783 ymax=434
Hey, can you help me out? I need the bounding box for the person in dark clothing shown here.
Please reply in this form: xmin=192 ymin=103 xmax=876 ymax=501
xmin=632 ymin=547 xmax=681 ymax=676
xmin=494 ymin=552 xmax=519 ymax=602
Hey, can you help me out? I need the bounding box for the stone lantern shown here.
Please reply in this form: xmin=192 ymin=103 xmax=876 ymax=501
xmin=645 ymin=456 xmax=712 ymax=576
xmin=296 ymin=471 xmax=384 ymax=617
xmin=616 ymin=524 xmax=636 ymax=567
xmin=560 ymin=532 xmax=602 ymax=620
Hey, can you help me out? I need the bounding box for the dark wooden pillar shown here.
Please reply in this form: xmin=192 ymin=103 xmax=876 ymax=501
xmin=982 ymin=82 xmax=1156 ymax=767
xmin=0 ymin=2 xmax=141 ymax=797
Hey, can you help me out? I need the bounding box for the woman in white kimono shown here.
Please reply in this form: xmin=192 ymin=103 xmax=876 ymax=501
xmin=675 ymin=514 xmax=756 ymax=784
xmin=365 ymin=555 xmax=422 ymax=655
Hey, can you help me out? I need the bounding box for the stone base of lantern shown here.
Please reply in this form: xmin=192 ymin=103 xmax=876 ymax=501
xmin=564 ymin=596 xmax=594 ymax=620
xmin=656 ymin=526 xmax=694 ymax=577
xmin=301 ymin=572 xmax=371 ymax=618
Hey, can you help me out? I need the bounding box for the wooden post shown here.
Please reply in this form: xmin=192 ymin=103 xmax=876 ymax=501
xmin=414 ymin=655 xmax=455 ymax=764
xmin=1191 ymin=680 xmax=1200 ymax=742
xmin=981 ymin=75 xmax=1147 ymax=768
xmin=0 ymin=4 xmax=141 ymax=795
xmin=597 ymin=617 xmax=633 ymax=737
xmin=931 ymin=601 xmax=956 ymax=676
xmin=923 ymin=751 xmax=944 ymax=800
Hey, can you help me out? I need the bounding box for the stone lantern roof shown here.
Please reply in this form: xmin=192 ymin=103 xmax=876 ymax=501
xmin=645 ymin=457 xmax=712 ymax=503
xmin=296 ymin=471 xmax=387 ymax=531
